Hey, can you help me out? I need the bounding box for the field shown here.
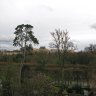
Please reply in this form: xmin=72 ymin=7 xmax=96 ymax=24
xmin=0 ymin=50 xmax=96 ymax=95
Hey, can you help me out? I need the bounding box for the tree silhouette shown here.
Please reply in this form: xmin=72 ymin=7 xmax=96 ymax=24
xmin=50 ymin=29 xmax=75 ymax=85
xmin=84 ymin=44 xmax=96 ymax=52
xmin=50 ymin=29 xmax=75 ymax=52
xmin=50 ymin=29 xmax=75 ymax=63
xmin=13 ymin=24 xmax=39 ymax=62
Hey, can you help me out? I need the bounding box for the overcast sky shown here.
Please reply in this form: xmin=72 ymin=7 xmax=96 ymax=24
xmin=0 ymin=0 xmax=96 ymax=50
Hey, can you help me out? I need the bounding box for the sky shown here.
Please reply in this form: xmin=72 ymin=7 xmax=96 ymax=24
xmin=0 ymin=0 xmax=96 ymax=51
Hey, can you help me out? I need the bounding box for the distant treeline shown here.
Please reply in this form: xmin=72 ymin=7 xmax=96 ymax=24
xmin=0 ymin=50 xmax=96 ymax=65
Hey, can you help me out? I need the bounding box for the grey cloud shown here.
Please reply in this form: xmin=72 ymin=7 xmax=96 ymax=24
xmin=0 ymin=40 xmax=12 ymax=44
xmin=91 ymin=23 xmax=96 ymax=29
xmin=0 ymin=36 xmax=13 ymax=50
xmin=0 ymin=42 xmax=13 ymax=51
xmin=0 ymin=35 xmax=13 ymax=42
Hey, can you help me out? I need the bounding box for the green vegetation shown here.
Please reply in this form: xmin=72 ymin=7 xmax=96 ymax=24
xmin=0 ymin=49 xmax=96 ymax=95
xmin=0 ymin=51 xmax=96 ymax=65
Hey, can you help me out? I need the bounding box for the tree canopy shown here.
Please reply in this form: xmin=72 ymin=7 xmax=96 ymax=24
xmin=13 ymin=24 xmax=39 ymax=49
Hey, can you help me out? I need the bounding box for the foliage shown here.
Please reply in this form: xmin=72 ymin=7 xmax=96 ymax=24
xmin=1 ymin=79 xmax=12 ymax=96
xmin=19 ymin=73 xmax=60 ymax=96
xmin=1 ymin=67 xmax=12 ymax=96
xmin=84 ymin=44 xmax=96 ymax=52
xmin=29 ymin=74 xmax=59 ymax=96
xmin=35 ymin=52 xmax=48 ymax=71
xmin=1 ymin=51 xmax=96 ymax=65
xmin=13 ymin=24 xmax=39 ymax=48
xmin=13 ymin=24 xmax=39 ymax=62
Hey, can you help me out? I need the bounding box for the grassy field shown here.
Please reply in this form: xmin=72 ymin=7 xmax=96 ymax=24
xmin=0 ymin=51 xmax=96 ymax=95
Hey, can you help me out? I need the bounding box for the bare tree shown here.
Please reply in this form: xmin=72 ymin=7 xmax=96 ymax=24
xmin=50 ymin=29 xmax=74 ymax=62
xmin=50 ymin=29 xmax=75 ymax=84
xmin=50 ymin=29 xmax=74 ymax=52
